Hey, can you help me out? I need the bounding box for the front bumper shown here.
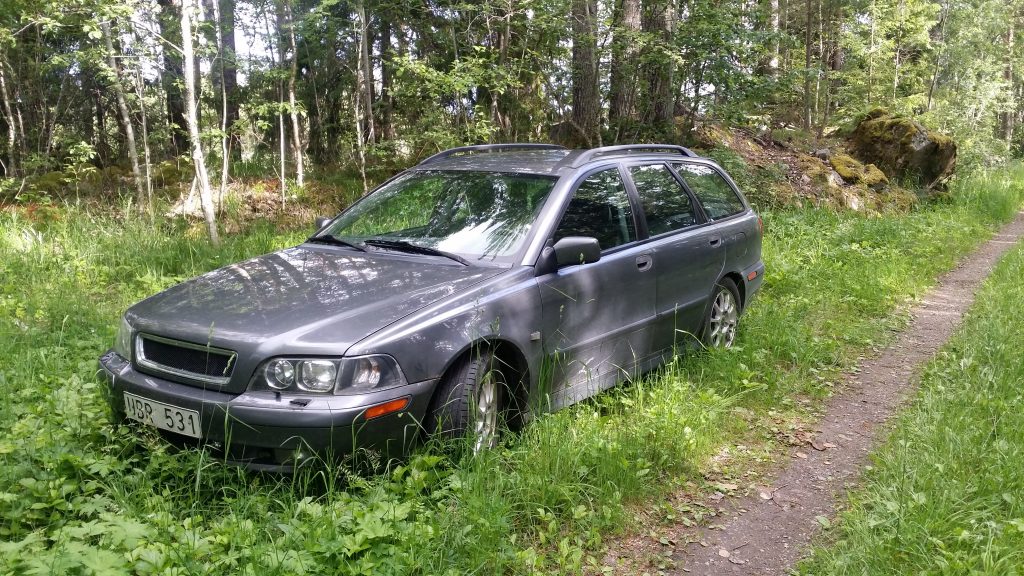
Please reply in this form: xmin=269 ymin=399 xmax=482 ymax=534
xmin=99 ymin=350 xmax=436 ymax=471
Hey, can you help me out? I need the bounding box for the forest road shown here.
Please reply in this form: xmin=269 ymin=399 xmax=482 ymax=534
xmin=671 ymin=211 xmax=1024 ymax=575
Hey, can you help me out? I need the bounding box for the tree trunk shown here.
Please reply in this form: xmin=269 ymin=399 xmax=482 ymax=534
xmin=220 ymin=0 xmax=239 ymax=151
xmin=158 ymin=0 xmax=188 ymax=155
xmin=353 ymin=91 xmax=368 ymax=193
xmin=134 ymin=66 xmax=154 ymax=216
xmin=685 ymin=59 xmax=707 ymax=139
xmin=926 ymin=0 xmax=948 ymax=113
xmin=92 ymin=84 xmax=113 ymax=166
xmin=818 ymin=0 xmax=840 ymax=138
xmin=284 ymin=0 xmax=304 ymax=187
xmin=211 ymin=0 xmax=231 ymax=205
xmin=271 ymin=0 xmax=287 ymax=203
xmin=609 ymin=0 xmax=641 ymax=141
xmin=893 ymin=0 xmax=905 ymax=102
xmin=867 ymin=0 xmax=875 ymax=103
xmin=641 ymin=0 xmax=675 ymax=132
xmin=803 ymin=0 xmax=814 ymax=132
xmin=1000 ymin=11 xmax=1016 ymax=142
xmin=770 ymin=0 xmax=780 ymax=73
xmin=0 ymin=58 xmax=17 ymax=176
xmin=379 ymin=16 xmax=395 ymax=140
xmin=570 ymin=0 xmax=600 ymax=147
xmin=101 ymin=22 xmax=146 ymax=206
xmin=181 ymin=0 xmax=220 ymax=245
xmin=780 ymin=0 xmax=789 ymax=74
xmin=357 ymin=2 xmax=376 ymax=145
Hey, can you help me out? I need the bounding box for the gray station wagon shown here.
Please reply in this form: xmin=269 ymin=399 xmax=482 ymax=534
xmin=99 ymin=144 xmax=764 ymax=470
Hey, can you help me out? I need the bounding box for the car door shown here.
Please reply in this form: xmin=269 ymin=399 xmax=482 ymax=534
xmin=672 ymin=161 xmax=754 ymax=267
xmin=624 ymin=162 xmax=726 ymax=351
xmin=536 ymin=166 xmax=657 ymax=409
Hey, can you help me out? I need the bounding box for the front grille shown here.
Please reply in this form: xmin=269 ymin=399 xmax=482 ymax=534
xmin=136 ymin=334 xmax=236 ymax=385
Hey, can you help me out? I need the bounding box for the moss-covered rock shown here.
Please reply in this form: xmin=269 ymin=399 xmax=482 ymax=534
xmin=827 ymin=153 xmax=890 ymax=190
xmin=829 ymin=153 xmax=863 ymax=183
xmin=848 ymin=110 xmax=956 ymax=189
xmin=153 ymin=160 xmax=192 ymax=187
xmin=796 ymin=153 xmax=832 ymax=185
xmin=862 ymin=164 xmax=888 ymax=189
xmin=28 ymin=171 xmax=67 ymax=195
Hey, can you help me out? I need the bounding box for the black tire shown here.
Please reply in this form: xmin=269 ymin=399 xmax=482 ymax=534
xmin=426 ymin=349 xmax=506 ymax=452
xmin=700 ymin=277 xmax=742 ymax=349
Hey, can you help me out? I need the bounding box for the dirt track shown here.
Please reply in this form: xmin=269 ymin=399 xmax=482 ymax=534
xmin=666 ymin=212 xmax=1024 ymax=575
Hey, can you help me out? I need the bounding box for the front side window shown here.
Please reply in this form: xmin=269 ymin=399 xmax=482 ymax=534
xmin=554 ymin=168 xmax=637 ymax=251
xmin=673 ymin=163 xmax=746 ymax=220
xmin=629 ymin=164 xmax=697 ymax=235
xmin=322 ymin=171 xmax=556 ymax=262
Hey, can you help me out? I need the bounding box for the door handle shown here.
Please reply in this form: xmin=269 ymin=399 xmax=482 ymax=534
xmin=709 ymin=235 xmax=722 ymax=247
xmin=636 ymin=254 xmax=653 ymax=272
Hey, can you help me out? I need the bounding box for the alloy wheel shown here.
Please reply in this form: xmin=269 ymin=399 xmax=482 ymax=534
xmin=472 ymin=371 xmax=499 ymax=453
xmin=708 ymin=288 xmax=739 ymax=348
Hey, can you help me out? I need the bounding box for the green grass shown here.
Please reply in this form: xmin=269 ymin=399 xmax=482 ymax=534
xmin=798 ymin=212 xmax=1024 ymax=575
xmin=0 ymin=166 xmax=1022 ymax=574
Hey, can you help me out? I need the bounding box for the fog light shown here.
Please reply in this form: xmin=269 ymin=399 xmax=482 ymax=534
xmin=266 ymin=359 xmax=295 ymax=389
xmin=299 ymin=360 xmax=336 ymax=392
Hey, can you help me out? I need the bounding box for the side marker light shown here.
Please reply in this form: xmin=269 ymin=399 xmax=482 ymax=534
xmin=364 ymin=397 xmax=411 ymax=420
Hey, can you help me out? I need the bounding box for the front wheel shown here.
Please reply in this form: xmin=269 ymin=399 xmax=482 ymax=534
xmin=425 ymin=350 xmax=506 ymax=453
xmin=701 ymin=278 xmax=741 ymax=349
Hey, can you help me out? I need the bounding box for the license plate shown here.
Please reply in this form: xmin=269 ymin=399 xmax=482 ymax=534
xmin=123 ymin=392 xmax=201 ymax=439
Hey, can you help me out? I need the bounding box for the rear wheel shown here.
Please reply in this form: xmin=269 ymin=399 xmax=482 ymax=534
xmin=701 ymin=278 xmax=741 ymax=348
xmin=426 ymin=349 xmax=506 ymax=453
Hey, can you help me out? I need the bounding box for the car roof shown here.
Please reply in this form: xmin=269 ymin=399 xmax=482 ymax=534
xmin=409 ymin=144 xmax=704 ymax=177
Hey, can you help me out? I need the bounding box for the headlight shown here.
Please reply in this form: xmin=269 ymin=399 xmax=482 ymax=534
xmin=265 ymin=359 xmax=295 ymax=389
xmin=299 ymin=360 xmax=337 ymax=392
xmin=250 ymin=355 xmax=406 ymax=394
xmin=253 ymin=358 xmax=340 ymax=393
xmin=113 ymin=316 xmax=132 ymax=359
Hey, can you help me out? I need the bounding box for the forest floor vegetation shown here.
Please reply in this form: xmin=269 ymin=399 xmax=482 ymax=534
xmin=795 ymin=218 xmax=1024 ymax=574
xmin=601 ymin=205 xmax=1024 ymax=575
xmin=1 ymin=162 xmax=1023 ymax=574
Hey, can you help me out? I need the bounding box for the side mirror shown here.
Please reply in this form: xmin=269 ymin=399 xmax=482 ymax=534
xmin=553 ymin=236 xmax=601 ymax=267
xmin=314 ymin=216 xmax=331 ymax=232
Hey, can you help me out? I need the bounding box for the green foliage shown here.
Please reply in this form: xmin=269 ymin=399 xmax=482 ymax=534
xmin=1 ymin=166 xmax=1022 ymax=572
xmin=799 ymin=167 xmax=1024 ymax=575
xmin=833 ymin=0 xmax=1017 ymax=166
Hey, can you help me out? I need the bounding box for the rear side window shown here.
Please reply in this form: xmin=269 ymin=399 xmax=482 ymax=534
xmin=555 ymin=168 xmax=637 ymax=251
xmin=629 ymin=164 xmax=696 ymax=235
xmin=673 ymin=163 xmax=746 ymax=220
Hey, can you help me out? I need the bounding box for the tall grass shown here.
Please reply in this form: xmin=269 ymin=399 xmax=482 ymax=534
xmin=798 ymin=227 xmax=1024 ymax=575
xmin=0 ymin=166 xmax=1022 ymax=574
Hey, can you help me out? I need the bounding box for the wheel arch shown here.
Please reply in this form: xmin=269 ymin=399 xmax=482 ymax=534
xmin=721 ymin=271 xmax=746 ymax=311
xmin=430 ymin=337 xmax=531 ymax=425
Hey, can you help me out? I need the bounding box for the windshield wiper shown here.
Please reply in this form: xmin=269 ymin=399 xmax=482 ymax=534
xmin=363 ymin=238 xmax=471 ymax=266
xmin=306 ymin=234 xmax=366 ymax=252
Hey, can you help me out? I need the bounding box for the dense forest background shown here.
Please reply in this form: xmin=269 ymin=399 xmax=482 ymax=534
xmin=0 ymin=0 xmax=1021 ymax=228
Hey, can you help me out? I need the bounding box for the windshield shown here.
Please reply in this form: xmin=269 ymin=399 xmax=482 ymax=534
xmin=319 ymin=170 xmax=557 ymax=263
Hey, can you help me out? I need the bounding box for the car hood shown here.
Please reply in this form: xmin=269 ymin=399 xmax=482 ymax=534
xmin=127 ymin=246 xmax=505 ymax=383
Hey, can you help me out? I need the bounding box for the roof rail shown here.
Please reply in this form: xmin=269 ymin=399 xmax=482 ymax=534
xmin=419 ymin=144 xmax=568 ymax=165
xmin=569 ymin=144 xmax=698 ymax=167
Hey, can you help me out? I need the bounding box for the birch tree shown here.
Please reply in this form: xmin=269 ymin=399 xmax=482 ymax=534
xmin=181 ymin=0 xmax=219 ymax=244
xmin=100 ymin=21 xmax=145 ymax=206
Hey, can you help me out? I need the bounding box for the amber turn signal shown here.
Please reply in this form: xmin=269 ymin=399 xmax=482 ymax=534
xmin=364 ymin=397 xmax=411 ymax=420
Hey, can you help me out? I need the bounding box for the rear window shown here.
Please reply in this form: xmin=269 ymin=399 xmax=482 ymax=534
xmin=628 ymin=164 xmax=697 ymax=235
xmin=673 ymin=163 xmax=746 ymax=220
